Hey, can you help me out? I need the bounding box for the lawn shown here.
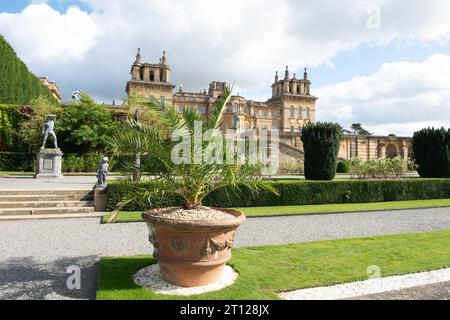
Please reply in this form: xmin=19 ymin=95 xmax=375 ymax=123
xmin=101 ymin=198 xmax=450 ymax=223
xmin=97 ymin=229 xmax=450 ymax=300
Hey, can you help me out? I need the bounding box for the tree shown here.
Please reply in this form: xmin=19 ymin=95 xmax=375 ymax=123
xmin=58 ymin=93 xmax=118 ymax=153
xmin=413 ymin=127 xmax=450 ymax=178
xmin=0 ymin=35 xmax=58 ymax=105
xmin=351 ymin=123 xmax=372 ymax=136
xmin=301 ymin=122 xmax=342 ymax=180
xmin=18 ymin=96 xmax=61 ymax=152
xmin=107 ymin=85 xmax=277 ymax=221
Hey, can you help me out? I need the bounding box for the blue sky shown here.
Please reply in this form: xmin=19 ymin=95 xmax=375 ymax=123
xmin=1 ymin=0 xmax=450 ymax=135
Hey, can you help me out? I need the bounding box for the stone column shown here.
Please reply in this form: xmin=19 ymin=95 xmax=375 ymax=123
xmin=94 ymin=187 xmax=108 ymax=212
xmin=379 ymin=143 xmax=386 ymax=159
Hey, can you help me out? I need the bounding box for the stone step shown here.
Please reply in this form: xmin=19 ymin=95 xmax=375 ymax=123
xmin=0 ymin=189 xmax=93 ymax=196
xmin=0 ymin=207 xmax=95 ymax=216
xmin=0 ymin=212 xmax=105 ymax=221
xmin=0 ymin=194 xmax=94 ymax=202
xmin=0 ymin=200 xmax=94 ymax=209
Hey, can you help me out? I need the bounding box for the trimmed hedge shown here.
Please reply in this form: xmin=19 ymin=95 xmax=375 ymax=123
xmin=301 ymin=122 xmax=342 ymax=180
xmin=0 ymin=152 xmax=35 ymax=171
xmin=336 ymin=160 xmax=350 ymax=174
xmin=413 ymin=127 xmax=450 ymax=178
xmin=105 ymin=178 xmax=450 ymax=211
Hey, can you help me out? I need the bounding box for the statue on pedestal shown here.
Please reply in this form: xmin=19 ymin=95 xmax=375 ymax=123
xmin=97 ymin=157 xmax=109 ymax=188
xmin=232 ymin=111 xmax=240 ymax=130
xmin=41 ymin=115 xmax=58 ymax=149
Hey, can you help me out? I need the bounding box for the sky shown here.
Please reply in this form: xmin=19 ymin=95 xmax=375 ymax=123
xmin=1 ymin=0 xmax=450 ymax=136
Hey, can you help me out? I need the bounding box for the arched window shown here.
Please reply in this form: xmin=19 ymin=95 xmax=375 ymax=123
xmin=304 ymin=107 xmax=310 ymax=120
xmin=150 ymin=71 xmax=155 ymax=82
xmin=290 ymin=106 xmax=295 ymax=119
xmin=298 ymin=107 xmax=302 ymax=119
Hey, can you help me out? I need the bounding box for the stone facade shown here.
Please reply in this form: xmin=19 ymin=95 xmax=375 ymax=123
xmin=125 ymin=49 xmax=413 ymax=162
xmin=39 ymin=77 xmax=62 ymax=104
xmin=126 ymin=49 xmax=317 ymax=133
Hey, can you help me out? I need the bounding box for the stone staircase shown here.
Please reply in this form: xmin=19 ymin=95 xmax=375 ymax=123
xmin=0 ymin=189 xmax=99 ymax=219
xmin=279 ymin=142 xmax=304 ymax=161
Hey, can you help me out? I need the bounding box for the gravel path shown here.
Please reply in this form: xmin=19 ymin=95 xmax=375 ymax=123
xmin=1 ymin=207 xmax=450 ymax=300
xmin=280 ymin=268 xmax=450 ymax=300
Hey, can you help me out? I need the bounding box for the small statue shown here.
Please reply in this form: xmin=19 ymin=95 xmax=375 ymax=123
xmin=71 ymin=90 xmax=81 ymax=101
xmin=97 ymin=157 xmax=109 ymax=188
xmin=232 ymin=111 xmax=240 ymax=130
xmin=41 ymin=115 xmax=58 ymax=149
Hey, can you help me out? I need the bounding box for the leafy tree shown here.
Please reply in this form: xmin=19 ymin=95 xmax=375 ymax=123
xmin=18 ymin=96 xmax=61 ymax=152
xmin=0 ymin=35 xmax=58 ymax=105
xmin=0 ymin=104 xmax=22 ymax=151
xmin=351 ymin=123 xmax=372 ymax=136
xmin=58 ymin=93 xmax=118 ymax=153
xmin=301 ymin=122 xmax=342 ymax=180
xmin=413 ymin=127 xmax=450 ymax=178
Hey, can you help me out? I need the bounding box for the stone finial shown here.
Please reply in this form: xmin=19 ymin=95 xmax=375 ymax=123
xmin=179 ymin=83 xmax=183 ymax=93
xmin=135 ymin=48 xmax=142 ymax=64
xmin=285 ymin=66 xmax=289 ymax=79
xmin=293 ymin=73 xmax=296 ymax=79
xmin=274 ymin=70 xmax=279 ymax=83
xmin=304 ymin=67 xmax=308 ymax=80
xmin=161 ymin=50 xmax=167 ymax=65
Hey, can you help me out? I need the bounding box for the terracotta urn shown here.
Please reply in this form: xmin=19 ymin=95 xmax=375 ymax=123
xmin=142 ymin=207 xmax=246 ymax=287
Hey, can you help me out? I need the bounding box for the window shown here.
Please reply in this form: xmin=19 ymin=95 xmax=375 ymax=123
xmin=200 ymin=106 xmax=207 ymax=114
xmin=290 ymin=125 xmax=295 ymax=133
xmin=272 ymin=111 xmax=277 ymax=118
xmin=263 ymin=111 xmax=269 ymax=118
xmin=304 ymin=107 xmax=310 ymax=119
xmin=232 ymin=104 xmax=239 ymax=113
xmin=177 ymin=105 xmax=184 ymax=113
xmin=150 ymin=71 xmax=155 ymax=82
xmin=298 ymin=107 xmax=302 ymax=119
xmin=290 ymin=106 xmax=295 ymax=119
xmin=244 ymin=107 xmax=250 ymax=115
xmin=160 ymin=96 xmax=165 ymax=109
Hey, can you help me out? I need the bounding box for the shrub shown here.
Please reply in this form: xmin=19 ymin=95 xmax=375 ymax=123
xmin=301 ymin=122 xmax=342 ymax=180
xmin=349 ymin=157 xmax=407 ymax=179
xmin=336 ymin=160 xmax=350 ymax=174
xmin=279 ymin=160 xmax=304 ymax=175
xmin=413 ymin=127 xmax=450 ymax=178
xmin=0 ymin=152 xmax=34 ymax=171
xmin=106 ymin=178 xmax=450 ymax=211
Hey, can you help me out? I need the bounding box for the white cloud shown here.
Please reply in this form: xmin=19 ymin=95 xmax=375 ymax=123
xmin=0 ymin=4 xmax=99 ymax=62
xmin=316 ymin=54 xmax=450 ymax=136
xmin=1 ymin=0 xmax=450 ymax=113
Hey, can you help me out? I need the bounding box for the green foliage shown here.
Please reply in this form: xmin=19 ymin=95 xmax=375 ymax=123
xmin=413 ymin=127 xmax=450 ymax=178
xmin=348 ymin=157 xmax=408 ymax=179
xmin=301 ymin=122 xmax=342 ymax=180
xmin=0 ymin=152 xmax=35 ymax=171
xmin=58 ymin=93 xmax=118 ymax=153
xmin=0 ymin=35 xmax=58 ymax=105
xmin=279 ymin=160 xmax=304 ymax=175
xmin=336 ymin=160 xmax=350 ymax=173
xmin=106 ymin=178 xmax=450 ymax=211
xmin=18 ymin=96 xmax=61 ymax=152
xmin=350 ymin=123 xmax=372 ymax=136
xmin=0 ymin=104 xmax=22 ymax=151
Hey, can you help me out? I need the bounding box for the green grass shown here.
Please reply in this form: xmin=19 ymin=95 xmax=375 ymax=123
xmin=102 ymin=198 xmax=450 ymax=223
xmin=96 ymin=229 xmax=450 ymax=300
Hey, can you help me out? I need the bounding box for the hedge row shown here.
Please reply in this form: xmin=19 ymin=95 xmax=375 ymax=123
xmin=105 ymin=178 xmax=450 ymax=211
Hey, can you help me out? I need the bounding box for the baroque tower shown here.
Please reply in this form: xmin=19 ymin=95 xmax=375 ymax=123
xmin=268 ymin=66 xmax=318 ymax=132
xmin=126 ymin=49 xmax=175 ymax=108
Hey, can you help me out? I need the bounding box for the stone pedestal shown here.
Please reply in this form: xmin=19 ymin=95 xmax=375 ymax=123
xmin=34 ymin=148 xmax=63 ymax=179
xmin=94 ymin=186 xmax=107 ymax=212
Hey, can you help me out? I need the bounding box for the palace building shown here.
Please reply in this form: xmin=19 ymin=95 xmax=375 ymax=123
xmin=126 ymin=49 xmax=317 ymax=134
xmin=125 ymin=49 xmax=412 ymax=162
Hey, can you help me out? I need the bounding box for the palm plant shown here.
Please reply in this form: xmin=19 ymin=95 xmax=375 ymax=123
xmin=107 ymin=85 xmax=278 ymax=221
